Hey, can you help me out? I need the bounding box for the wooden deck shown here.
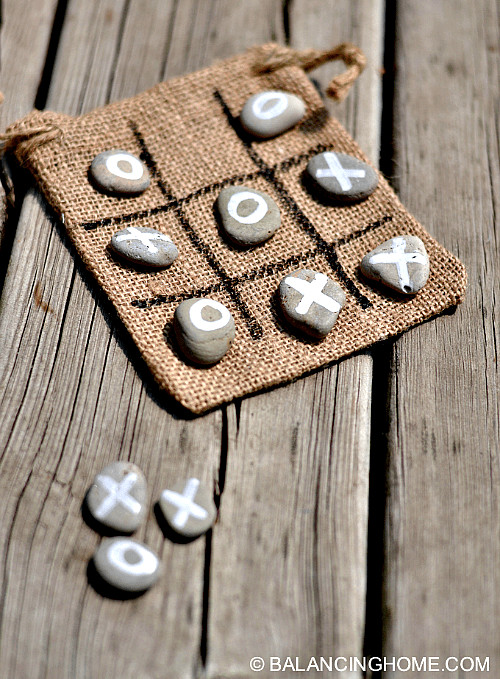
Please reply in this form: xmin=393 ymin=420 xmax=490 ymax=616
xmin=0 ymin=1 xmax=498 ymax=677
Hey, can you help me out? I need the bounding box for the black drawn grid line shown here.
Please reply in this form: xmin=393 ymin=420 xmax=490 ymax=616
xmin=79 ymin=95 xmax=394 ymax=340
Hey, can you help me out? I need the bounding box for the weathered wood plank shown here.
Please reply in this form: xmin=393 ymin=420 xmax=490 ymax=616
xmin=383 ymin=0 xmax=500 ymax=672
xmin=206 ymin=2 xmax=384 ymax=676
xmin=0 ymin=2 xmax=229 ymax=678
xmin=0 ymin=0 xmax=59 ymax=121
xmin=0 ymin=0 xmax=60 ymax=238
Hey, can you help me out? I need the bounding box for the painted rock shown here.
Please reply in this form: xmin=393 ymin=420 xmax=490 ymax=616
xmin=306 ymin=151 xmax=378 ymax=202
xmin=216 ymin=185 xmax=281 ymax=246
xmin=86 ymin=461 xmax=148 ymax=533
xmin=110 ymin=226 xmax=178 ymax=267
xmin=279 ymin=269 xmax=346 ymax=338
xmin=174 ymin=298 xmax=235 ymax=365
xmin=240 ymin=90 xmax=305 ymax=139
xmin=159 ymin=478 xmax=216 ymax=538
xmin=93 ymin=537 xmax=161 ymax=592
xmin=90 ymin=150 xmax=150 ymax=195
xmin=360 ymin=235 xmax=430 ymax=294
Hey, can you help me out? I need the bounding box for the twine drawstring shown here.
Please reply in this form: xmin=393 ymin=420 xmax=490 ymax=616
xmin=0 ymin=94 xmax=63 ymax=205
xmin=254 ymin=42 xmax=366 ymax=102
xmin=0 ymin=96 xmax=63 ymax=165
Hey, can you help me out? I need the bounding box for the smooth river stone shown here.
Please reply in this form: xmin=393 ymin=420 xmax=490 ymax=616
xmin=306 ymin=151 xmax=378 ymax=202
xmin=86 ymin=461 xmax=148 ymax=533
xmin=90 ymin=150 xmax=150 ymax=195
xmin=240 ymin=90 xmax=305 ymax=139
xmin=93 ymin=537 xmax=161 ymax=592
xmin=216 ymin=185 xmax=281 ymax=246
xmin=110 ymin=225 xmax=178 ymax=267
xmin=279 ymin=269 xmax=346 ymax=338
xmin=174 ymin=298 xmax=235 ymax=365
xmin=360 ymin=235 xmax=430 ymax=295
xmin=159 ymin=478 xmax=217 ymax=538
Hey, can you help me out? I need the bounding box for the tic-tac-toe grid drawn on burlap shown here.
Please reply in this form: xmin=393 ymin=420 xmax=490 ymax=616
xmin=3 ymin=43 xmax=467 ymax=412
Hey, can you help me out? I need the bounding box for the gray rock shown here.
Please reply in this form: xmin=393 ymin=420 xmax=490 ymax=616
xmin=174 ymin=298 xmax=235 ymax=365
xmin=93 ymin=537 xmax=161 ymax=592
xmin=216 ymin=185 xmax=281 ymax=246
xmin=240 ymin=90 xmax=305 ymax=139
xmin=90 ymin=150 xmax=150 ymax=195
xmin=86 ymin=461 xmax=148 ymax=533
xmin=110 ymin=226 xmax=178 ymax=267
xmin=159 ymin=478 xmax=216 ymax=538
xmin=279 ymin=269 xmax=346 ymax=338
xmin=306 ymin=151 xmax=378 ymax=202
xmin=360 ymin=235 xmax=429 ymax=294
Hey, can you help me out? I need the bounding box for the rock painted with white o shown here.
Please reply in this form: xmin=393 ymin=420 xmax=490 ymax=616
xmin=228 ymin=191 xmax=268 ymax=224
xmin=90 ymin=149 xmax=150 ymax=196
xmin=188 ymin=299 xmax=231 ymax=332
xmin=240 ymin=90 xmax=306 ymax=139
xmin=251 ymin=91 xmax=288 ymax=120
xmin=106 ymin=152 xmax=144 ymax=180
xmin=216 ymin=185 xmax=281 ymax=246
xmin=93 ymin=537 xmax=161 ymax=592
xmin=174 ymin=298 xmax=235 ymax=365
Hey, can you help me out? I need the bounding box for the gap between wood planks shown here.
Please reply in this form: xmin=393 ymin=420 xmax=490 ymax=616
xmin=362 ymin=0 xmax=397 ymax=666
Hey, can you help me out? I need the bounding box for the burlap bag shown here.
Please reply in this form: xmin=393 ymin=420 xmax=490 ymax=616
xmin=1 ymin=43 xmax=466 ymax=413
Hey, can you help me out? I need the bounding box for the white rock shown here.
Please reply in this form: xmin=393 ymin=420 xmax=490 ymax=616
xmin=86 ymin=461 xmax=148 ymax=533
xmin=159 ymin=478 xmax=216 ymax=538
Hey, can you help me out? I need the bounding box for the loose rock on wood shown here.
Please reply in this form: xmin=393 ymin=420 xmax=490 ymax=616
xmin=159 ymin=478 xmax=216 ymax=538
xmin=86 ymin=461 xmax=148 ymax=533
xmin=93 ymin=537 xmax=161 ymax=592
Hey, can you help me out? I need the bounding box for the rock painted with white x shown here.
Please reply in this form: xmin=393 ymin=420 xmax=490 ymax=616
xmin=111 ymin=225 xmax=178 ymax=267
xmin=86 ymin=461 xmax=148 ymax=532
xmin=360 ymin=235 xmax=430 ymax=294
xmin=159 ymin=478 xmax=217 ymax=538
xmin=279 ymin=269 xmax=346 ymax=338
xmin=306 ymin=151 xmax=378 ymax=202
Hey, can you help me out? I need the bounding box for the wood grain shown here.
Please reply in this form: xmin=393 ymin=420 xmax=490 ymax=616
xmin=383 ymin=0 xmax=500 ymax=672
xmin=0 ymin=0 xmax=59 ymax=121
xmin=0 ymin=0 xmax=60 ymax=239
xmin=206 ymin=2 xmax=384 ymax=676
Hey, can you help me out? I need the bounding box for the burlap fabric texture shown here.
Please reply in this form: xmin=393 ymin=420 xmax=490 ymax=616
xmin=2 ymin=43 xmax=467 ymax=413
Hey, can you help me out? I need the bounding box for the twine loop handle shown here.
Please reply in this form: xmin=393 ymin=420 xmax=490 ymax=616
xmin=254 ymin=42 xmax=366 ymax=102
xmin=0 ymin=100 xmax=63 ymax=164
